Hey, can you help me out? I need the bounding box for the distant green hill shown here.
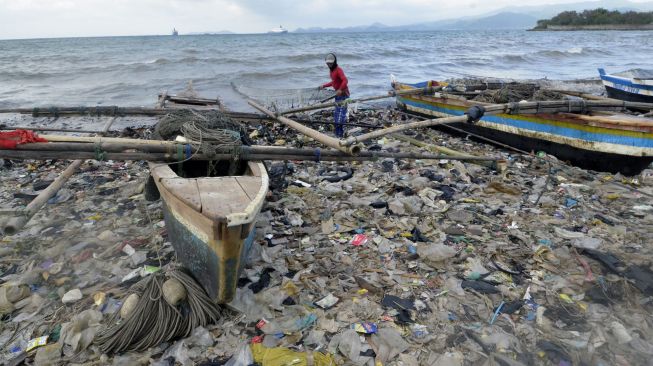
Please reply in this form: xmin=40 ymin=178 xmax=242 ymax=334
xmin=533 ymin=8 xmax=653 ymax=30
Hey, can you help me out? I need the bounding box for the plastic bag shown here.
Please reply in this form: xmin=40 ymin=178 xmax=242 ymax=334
xmin=418 ymin=243 xmax=456 ymax=265
xmin=369 ymin=328 xmax=409 ymax=364
xmin=225 ymin=343 xmax=254 ymax=366
xmin=251 ymin=343 xmax=335 ymax=366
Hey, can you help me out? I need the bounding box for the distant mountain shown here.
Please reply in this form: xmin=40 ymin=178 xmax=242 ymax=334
xmin=294 ymin=0 xmax=653 ymax=33
xmin=295 ymin=22 xmax=390 ymax=33
xmin=295 ymin=12 xmax=538 ymax=32
xmin=435 ymin=12 xmax=539 ymax=30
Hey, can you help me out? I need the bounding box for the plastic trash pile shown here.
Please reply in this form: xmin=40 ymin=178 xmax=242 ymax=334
xmin=0 ymin=110 xmax=652 ymax=365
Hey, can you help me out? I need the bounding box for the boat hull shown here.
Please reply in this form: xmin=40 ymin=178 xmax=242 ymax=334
xmin=604 ymin=85 xmax=653 ymax=104
xmin=161 ymin=200 xmax=255 ymax=303
xmin=599 ymin=68 xmax=653 ymax=104
xmin=395 ymin=82 xmax=653 ymax=175
xmin=429 ymin=119 xmax=653 ymax=175
xmin=150 ymin=161 xmax=268 ymax=303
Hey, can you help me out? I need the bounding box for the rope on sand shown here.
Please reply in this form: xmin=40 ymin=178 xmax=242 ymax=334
xmin=95 ymin=269 xmax=223 ymax=354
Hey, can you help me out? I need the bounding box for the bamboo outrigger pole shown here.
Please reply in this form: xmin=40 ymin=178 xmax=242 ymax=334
xmin=7 ymin=141 xmax=500 ymax=162
xmin=0 ymin=107 xmax=270 ymax=121
xmin=341 ymin=114 xmax=471 ymax=146
xmin=0 ymin=149 xmax=500 ymax=163
xmin=248 ymin=100 xmax=363 ymax=155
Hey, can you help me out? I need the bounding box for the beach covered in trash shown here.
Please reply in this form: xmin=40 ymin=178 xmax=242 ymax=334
xmin=1 ymin=107 xmax=653 ymax=366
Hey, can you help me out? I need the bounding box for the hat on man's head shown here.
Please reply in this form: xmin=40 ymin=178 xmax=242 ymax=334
xmin=325 ymin=53 xmax=337 ymax=65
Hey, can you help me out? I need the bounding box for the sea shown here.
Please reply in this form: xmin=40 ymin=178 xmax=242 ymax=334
xmin=1 ymin=30 xmax=652 ymax=111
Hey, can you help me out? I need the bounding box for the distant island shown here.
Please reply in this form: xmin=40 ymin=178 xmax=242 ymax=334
xmin=532 ymin=8 xmax=653 ymax=30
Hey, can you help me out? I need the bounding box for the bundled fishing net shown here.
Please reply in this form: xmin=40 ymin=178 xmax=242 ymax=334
xmin=155 ymin=109 xmax=248 ymax=145
xmin=153 ymin=109 xmax=252 ymax=175
xmin=95 ymin=269 xmax=222 ymax=354
xmin=472 ymin=83 xmax=540 ymax=103
xmin=232 ymin=82 xmax=336 ymax=111
xmin=444 ymin=78 xmax=567 ymax=103
xmin=532 ymin=89 xmax=566 ymax=101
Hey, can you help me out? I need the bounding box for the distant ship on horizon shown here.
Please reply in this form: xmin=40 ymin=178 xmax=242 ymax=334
xmin=172 ymin=28 xmax=179 ymax=36
xmin=268 ymin=25 xmax=288 ymax=34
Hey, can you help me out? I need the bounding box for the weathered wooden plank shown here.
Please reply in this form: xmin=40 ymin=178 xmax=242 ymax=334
xmin=197 ymin=178 xmax=251 ymax=220
xmin=150 ymin=164 xmax=178 ymax=179
xmin=235 ymin=176 xmax=263 ymax=201
xmin=160 ymin=178 xmax=202 ymax=211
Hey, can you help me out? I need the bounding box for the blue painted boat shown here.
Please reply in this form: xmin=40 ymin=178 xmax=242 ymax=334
xmin=599 ymin=68 xmax=653 ymax=104
xmin=393 ymin=80 xmax=653 ymax=175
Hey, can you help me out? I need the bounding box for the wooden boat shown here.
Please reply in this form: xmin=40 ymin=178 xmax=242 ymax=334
xmin=148 ymin=95 xmax=269 ymax=304
xmin=393 ymin=80 xmax=653 ymax=175
xmin=599 ymin=68 xmax=653 ymax=104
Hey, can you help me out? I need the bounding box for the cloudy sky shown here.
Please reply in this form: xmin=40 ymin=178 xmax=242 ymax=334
xmin=0 ymin=0 xmax=648 ymax=39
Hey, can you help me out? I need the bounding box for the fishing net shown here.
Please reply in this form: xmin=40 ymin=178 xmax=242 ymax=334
xmin=154 ymin=109 xmax=251 ymax=175
xmin=155 ymin=109 xmax=248 ymax=145
xmin=232 ymin=82 xmax=336 ymax=112
xmin=444 ymin=78 xmax=566 ymax=103
xmin=532 ymin=89 xmax=566 ymax=101
xmin=472 ymin=83 xmax=540 ymax=103
xmin=95 ymin=269 xmax=223 ymax=354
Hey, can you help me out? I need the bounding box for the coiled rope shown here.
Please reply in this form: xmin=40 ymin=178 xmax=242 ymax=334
xmin=95 ymin=269 xmax=222 ymax=354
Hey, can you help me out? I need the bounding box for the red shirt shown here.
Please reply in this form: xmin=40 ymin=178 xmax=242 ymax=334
xmin=322 ymin=66 xmax=349 ymax=96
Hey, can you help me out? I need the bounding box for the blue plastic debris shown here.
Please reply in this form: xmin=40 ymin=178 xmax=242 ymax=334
xmin=565 ymin=198 xmax=578 ymax=208
xmin=489 ymin=301 xmax=505 ymax=324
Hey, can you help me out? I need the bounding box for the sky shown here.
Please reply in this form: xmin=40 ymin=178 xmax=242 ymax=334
xmin=0 ymin=0 xmax=650 ymax=39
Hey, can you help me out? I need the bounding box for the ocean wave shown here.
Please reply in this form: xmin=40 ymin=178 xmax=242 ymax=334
xmin=0 ymin=31 xmax=645 ymax=108
xmin=497 ymin=54 xmax=527 ymax=63
xmin=0 ymin=70 xmax=63 ymax=79
xmin=237 ymin=70 xmax=299 ymax=80
xmin=150 ymin=58 xmax=171 ymax=64
xmin=285 ymin=53 xmax=332 ymax=63
xmin=497 ymin=47 xmax=613 ymax=64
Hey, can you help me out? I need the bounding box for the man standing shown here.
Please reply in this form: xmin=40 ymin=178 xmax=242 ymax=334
xmin=320 ymin=53 xmax=350 ymax=138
